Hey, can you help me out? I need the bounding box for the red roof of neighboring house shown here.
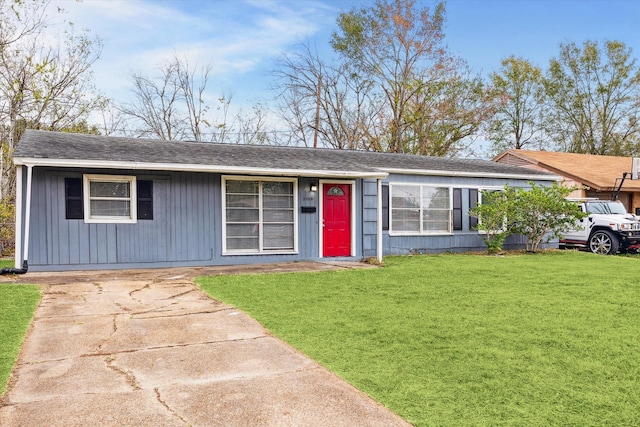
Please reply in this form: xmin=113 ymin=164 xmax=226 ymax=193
xmin=493 ymin=149 xmax=640 ymax=191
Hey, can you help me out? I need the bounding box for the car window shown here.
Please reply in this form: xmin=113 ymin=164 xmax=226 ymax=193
xmin=586 ymin=201 xmax=627 ymax=214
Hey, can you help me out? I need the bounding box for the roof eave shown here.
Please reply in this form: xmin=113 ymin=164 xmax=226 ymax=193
xmin=13 ymin=157 xmax=389 ymax=179
xmin=381 ymin=167 xmax=560 ymax=181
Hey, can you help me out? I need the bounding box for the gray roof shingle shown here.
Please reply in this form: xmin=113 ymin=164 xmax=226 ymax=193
xmin=14 ymin=130 xmax=556 ymax=180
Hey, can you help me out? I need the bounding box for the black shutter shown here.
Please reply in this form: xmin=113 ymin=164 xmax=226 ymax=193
xmin=469 ymin=188 xmax=479 ymax=229
xmin=382 ymin=184 xmax=389 ymax=231
xmin=65 ymin=178 xmax=83 ymax=220
xmin=137 ymin=180 xmax=153 ymax=220
xmin=453 ymin=188 xmax=462 ymax=230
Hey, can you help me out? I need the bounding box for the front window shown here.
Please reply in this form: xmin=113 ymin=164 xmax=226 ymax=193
xmin=223 ymin=177 xmax=297 ymax=254
xmin=83 ymin=175 xmax=136 ymax=223
xmin=477 ymin=188 xmax=507 ymax=233
xmin=390 ymin=184 xmax=451 ymax=234
xmin=586 ymin=201 xmax=627 ymax=215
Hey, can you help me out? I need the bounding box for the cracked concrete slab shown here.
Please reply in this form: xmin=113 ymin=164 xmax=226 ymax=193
xmin=158 ymin=369 xmax=408 ymax=427
xmin=1 ymin=262 xmax=409 ymax=427
xmin=0 ymin=391 xmax=184 ymax=427
xmin=19 ymin=314 xmax=116 ymax=361
xmin=98 ymin=309 xmax=266 ymax=354
xmin=4 ymin=356 xmax=134 ymax=404
xmin=110 ymin=337 xmax=317 ymax=389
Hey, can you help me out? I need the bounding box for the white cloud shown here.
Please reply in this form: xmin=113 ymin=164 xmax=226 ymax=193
xmin=48 ymin=0 xmax=337 ymax=106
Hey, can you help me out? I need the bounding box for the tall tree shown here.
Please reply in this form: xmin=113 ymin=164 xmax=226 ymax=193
xmin=119 ymin=57 xmax=212 ymax=141
xmin=543 ymin=40 xmax=640 ymax=155
xmin=488 ymin=56 xmax=546 ymax=155
xmin=403 ymin=65 xmax=498 ymax=157
xmin=329 ymin=0 xmax=496 ymax=156
xmin=120 ymin=56 xmax=269 ymax=144
xmin=0 ymin=0 xmax=103 ymax=199
xmin=273 ymin=42 xmax=381 ymax=149
xmin=0 ymin=0 xmax=47 ymax=50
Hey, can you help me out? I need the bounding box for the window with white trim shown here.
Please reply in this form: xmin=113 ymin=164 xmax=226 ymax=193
xmin=223 ymin=177 xmax=297 ymax=253
xmin=390 ymin=184 xmax=451 ymax=234
xmin=477 ymin=188 xmax=507 ymax=233
xmin=83 ymin=175 xmax=137 ymax=223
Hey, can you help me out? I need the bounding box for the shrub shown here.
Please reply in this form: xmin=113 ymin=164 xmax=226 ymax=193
xmin=470 ymin=182 xmax=585 ymax=254
xmin=0 ymin=200 xmax=15 ymax=256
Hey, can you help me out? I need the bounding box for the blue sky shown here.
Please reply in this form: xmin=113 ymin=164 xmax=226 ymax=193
xmin=52 ymin=0 xmax=640 ymax=116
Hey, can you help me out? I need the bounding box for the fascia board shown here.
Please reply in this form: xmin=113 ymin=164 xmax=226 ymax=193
xmin=13 ymin=157 xmax=389 ymax=179
xmin=381 ymin=167 xmax=561 ymax=181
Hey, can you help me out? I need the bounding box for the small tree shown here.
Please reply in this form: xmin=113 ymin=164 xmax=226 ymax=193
xmin=512 ymin=182 xmax=586 ymax=252
xmin=469 ymin=186 xmax=517 ymax=254
xmin=470 ymin=182 xmax=586 ymax=254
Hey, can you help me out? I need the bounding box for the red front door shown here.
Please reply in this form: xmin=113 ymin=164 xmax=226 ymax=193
xmin=322 ymin=183 xmax=351 ymax=257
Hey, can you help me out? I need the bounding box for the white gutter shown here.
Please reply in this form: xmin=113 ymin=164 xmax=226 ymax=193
xmin=377 ymin=178 xmax=383 ymax=263
xmin=14 ymin=158 xmax=560 ymax=182
xmin=23 ymin=165 xmax=33 ymax=264
xmin=13 ymin=157 xmax=389 ymax=179
xmin=381 ymin=167 xmax=561 ymax=181
xmin=13 ymin=165 xmax=33 ymax=269
xmin=14 ymin=166 xmax=22 ymax=269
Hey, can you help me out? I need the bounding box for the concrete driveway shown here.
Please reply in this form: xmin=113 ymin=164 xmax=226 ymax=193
xmin=0 ymin=262 xmax=410 ymax=427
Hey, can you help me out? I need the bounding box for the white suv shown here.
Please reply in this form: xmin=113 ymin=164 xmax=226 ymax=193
xmin=560 ymin=199 xmax=640 ymax=255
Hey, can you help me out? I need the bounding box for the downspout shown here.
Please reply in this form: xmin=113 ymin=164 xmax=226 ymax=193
xmin=377 ymin=178 xmax=383 ymax=263
xmin=2 ymin=164 xmax=31 ymax=274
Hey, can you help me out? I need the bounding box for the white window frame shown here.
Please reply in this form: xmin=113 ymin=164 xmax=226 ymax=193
xmin=222 ymin=176 xmax=298 ymax=255
xmin=83 ymin=174 xmax=137 ymax=224
xmin=389 ymin=183 xmax=453 ymax=236
xmin=476 ymin=186 xmax=508 ymax=234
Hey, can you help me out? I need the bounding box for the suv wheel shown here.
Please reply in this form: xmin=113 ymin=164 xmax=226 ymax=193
xmin=588 ymin=230 xmax=619 ymax=255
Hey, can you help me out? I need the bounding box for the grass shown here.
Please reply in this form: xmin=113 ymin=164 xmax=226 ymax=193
xmin=0 ymin=282 xmax=40 ymax=395
xmin=198 ymin=251 xmax=640 ymax=426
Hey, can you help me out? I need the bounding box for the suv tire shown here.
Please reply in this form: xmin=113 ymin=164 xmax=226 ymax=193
xmin=588 ymin=230 xmax=619 ymax=255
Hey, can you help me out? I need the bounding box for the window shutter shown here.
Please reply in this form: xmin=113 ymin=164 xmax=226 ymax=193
xmin=453 ymin=188 xmax=462 ymax=230
xmin=65 ymin=178 xmax=83 ymax=220
xmin=137 ymin=180 xmax=153 ymax=220
xmin=381 ymin=184 xmax=389 ymax=231
xmin=469 ymin=188 xmax=479 ymax=229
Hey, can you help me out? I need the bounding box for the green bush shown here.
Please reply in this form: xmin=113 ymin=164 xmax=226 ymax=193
xmin=0 ymin=200 xmax=14 ymax=257
xmin=470 ymin=182 xmax=585 ymax=253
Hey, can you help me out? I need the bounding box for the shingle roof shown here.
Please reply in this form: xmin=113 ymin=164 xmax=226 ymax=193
xmin=14 ymin=130 xmax=556 ymax=180
xmin=493 ymin=149 xmax=640 ymax=191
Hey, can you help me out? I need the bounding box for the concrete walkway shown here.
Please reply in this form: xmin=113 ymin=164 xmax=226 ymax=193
xmin=0 ymin=263 xmax=410 ymax=427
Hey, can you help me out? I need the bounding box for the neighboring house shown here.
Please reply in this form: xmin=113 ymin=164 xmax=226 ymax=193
xmin=494 ymin=149 xmax=640 ymax=214
xmin=12 ymin=130 xmax=557 ymax=272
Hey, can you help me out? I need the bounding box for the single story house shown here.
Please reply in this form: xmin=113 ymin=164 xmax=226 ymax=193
xmin=12 ymin=130 xmax=557 ymax=272
xmin=493 ymin=149 xmax=640 ymax=214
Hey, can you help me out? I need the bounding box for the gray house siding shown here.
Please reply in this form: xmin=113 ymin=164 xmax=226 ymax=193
xmin=13 ymin=131 xmax=560 ymax=272
xmin=361 ymin=173 xmax=553 ymax=257
xmin=25 ymin=168 xmax=362 ymax=271
xmin=20 ymin=166 xmax=554 ymax=272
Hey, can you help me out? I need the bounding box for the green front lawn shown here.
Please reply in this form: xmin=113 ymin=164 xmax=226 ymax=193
xmin=0 ymin=284 xmax=40 ymax=395
xmin=198 ymin=251 xmax=640 ymax=426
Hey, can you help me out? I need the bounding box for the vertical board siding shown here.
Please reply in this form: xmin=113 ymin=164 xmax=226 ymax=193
xmin=362 ymin=179 xmax=379 ymax=258
xmin=298 ymin=177 xmax=320 ymax=259
xmin=371 ymin=174 xmax=556 ymax=256
xmin=167 ymin=172 xmax=215 ymax=262
xmin=24 ymin=167 xmax=553 ymax=271
xmin=33 ymin=168 xmax=49 ymax=264
xmin=29 ymin=170 xmax=218 ymax=268
xmin=116 ymin=178 xmax=170 ymax=263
